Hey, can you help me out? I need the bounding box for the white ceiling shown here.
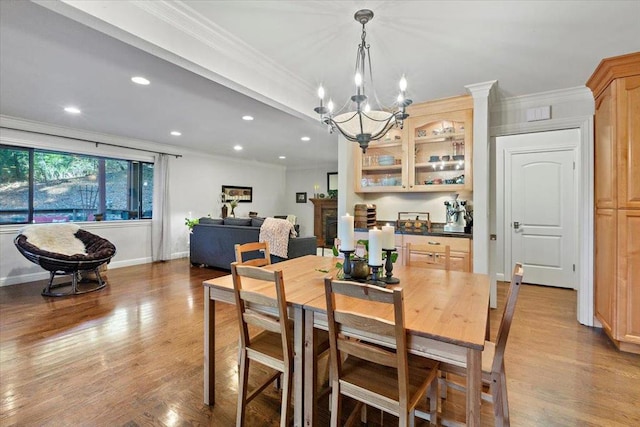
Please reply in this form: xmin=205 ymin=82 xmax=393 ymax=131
xmin=1 ymin=1 xmax=639 ymax=166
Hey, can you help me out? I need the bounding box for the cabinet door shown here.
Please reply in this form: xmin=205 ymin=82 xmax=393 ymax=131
xmin=407 ymin=108 xmax=473 ymax=192
xmin=402 ymin=234 xmax=470 ymax=271
xmin=617 ymin=75 xmax=640 ymax=209
xmin=354 ymin=128 xmax=406 ymax=193
xmin=617 ymin=210 xmax=640 ymax=344
xmin=450 ymin=251 xmax=470 ymax=272
xmin=594 ymin=81 xmax=617 ymax=209
xmin=595 ymin=209 xmax=617 ymax=336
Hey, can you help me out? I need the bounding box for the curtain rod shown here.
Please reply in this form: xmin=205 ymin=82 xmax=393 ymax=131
xmin=0 ymin=125 xmax=183 ymax=158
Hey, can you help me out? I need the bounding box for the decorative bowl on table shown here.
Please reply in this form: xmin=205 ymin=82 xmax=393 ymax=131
xmin=378 ymin=155 xmax=395 ymax=166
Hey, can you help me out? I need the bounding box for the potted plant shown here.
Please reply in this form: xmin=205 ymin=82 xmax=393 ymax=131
xmin=185 ymin=217 xmax=199 ymax=232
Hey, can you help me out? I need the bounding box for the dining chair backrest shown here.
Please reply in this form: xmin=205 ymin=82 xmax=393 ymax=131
xmin=324 ymin=278 xmax=411 ymax=401
xmin=231 ymin=262 xmax=292 ymax=361
xmin=406 ymin=242 xmax=451 ymax=270
xmin=491 ymin=262 xmax=524 ymax=374
xmin=235 ymin=241 xmax=271 ymax=267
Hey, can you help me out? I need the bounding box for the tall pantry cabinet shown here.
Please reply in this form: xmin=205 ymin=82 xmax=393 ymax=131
xmin=587 ymin=52 xmax=640 ymax=354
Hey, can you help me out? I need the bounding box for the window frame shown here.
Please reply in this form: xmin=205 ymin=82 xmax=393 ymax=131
xmin=0 ymin=144 xmax=154 ymax=225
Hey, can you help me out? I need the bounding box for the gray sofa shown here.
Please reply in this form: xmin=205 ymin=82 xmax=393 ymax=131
xmin=189 ymin=217 xmax=317 ymax=270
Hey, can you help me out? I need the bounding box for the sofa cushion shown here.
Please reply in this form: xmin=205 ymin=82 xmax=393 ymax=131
xmin=199 ymin=217 xmax=223 ymax=225
xmin=251 ymin=217 xmax=265 ymax=228
xmin=223 ymin=217 xmax=252 ymax=226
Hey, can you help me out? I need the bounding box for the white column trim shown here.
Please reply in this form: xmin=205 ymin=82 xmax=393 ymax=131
xmin=465 ymin=80 xmax=498 ymax=308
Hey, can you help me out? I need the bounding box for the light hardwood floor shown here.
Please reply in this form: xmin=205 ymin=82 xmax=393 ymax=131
xmin=1 ymin=259 xmax=638 ymax=426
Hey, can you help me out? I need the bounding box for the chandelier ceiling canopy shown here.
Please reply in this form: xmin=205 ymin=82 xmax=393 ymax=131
xmin=314 ymin=9 xmax=412 ymax=153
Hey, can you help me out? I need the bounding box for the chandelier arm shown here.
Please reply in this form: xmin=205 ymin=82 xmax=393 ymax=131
xmin=331 ymin=111 xmax=360 ymax=125
xmin=361 ymin=111 xmax=396 ymax=122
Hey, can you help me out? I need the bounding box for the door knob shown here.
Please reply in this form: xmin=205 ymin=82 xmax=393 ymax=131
xmin=513 ymin=221 xmax=520 ymax=230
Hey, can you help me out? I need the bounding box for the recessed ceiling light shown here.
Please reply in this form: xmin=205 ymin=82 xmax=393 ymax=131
xmin=64 ymin=106 xmax=81 ymax=114
xmin=279 ymin=156 xmax=286 ymax=159
xmin=300 ymin=136 xmax=310 ymax=142
xmin=242 ymin=115 xmax=254 ymax=121
xmin=170 ymin=131 xmax=182 ymax=136
xmin=234 ymin=145 xmax=243 ymax=151
xmin=131 ymin=76 xmax=150 ymax=85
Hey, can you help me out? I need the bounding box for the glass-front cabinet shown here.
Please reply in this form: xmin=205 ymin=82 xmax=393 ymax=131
xmin=355 ymin=128 xmax=406 ymax=192
xmin=407 ymin=107 xmax=473 ymax=192
xmin=354 ymin=95 xmax=473 ymax=193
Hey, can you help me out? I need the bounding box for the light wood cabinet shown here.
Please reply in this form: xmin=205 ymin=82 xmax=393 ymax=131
xmin=617 ymin=210 xmax=640 ymax=350
xmin=406 ymin=97 xmax=473 ymax=192
xmin=354 ymin=95 xmax=473 ymax=193
xmin=403 ymin=234 xmax=471 ymax=272
xmin=587 ymin=52 xmax=640 ymax=354
xmin=353 ymin=231 xmax=471 ymax=272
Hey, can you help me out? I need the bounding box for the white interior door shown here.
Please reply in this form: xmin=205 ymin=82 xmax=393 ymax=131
xmin=503 ymin=130 xmax=578 ymax=289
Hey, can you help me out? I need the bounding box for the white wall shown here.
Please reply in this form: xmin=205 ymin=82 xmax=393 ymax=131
xmin=284 ymin=163 xmax=338 ymax=237
xmin=490 ymin=86 xmax=595 ymax=326
xmin=0 ymin=123 xmax=288 ymax=286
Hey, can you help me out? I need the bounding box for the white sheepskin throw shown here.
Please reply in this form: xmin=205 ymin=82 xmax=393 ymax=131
xmin=21 ymin=223 xmax=87 ymax=256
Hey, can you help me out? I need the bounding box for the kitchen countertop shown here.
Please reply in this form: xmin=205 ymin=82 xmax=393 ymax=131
xmin=356 ymin=223 xmax=472 ymax=239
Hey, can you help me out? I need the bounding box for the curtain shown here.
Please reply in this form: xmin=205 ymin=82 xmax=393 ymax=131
xmin=152 ymin=153 xmax=171 ymax=261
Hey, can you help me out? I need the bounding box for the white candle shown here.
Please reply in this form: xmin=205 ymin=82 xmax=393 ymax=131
xmin=382 ymin=223 xmax=395 ymax=249
xmin=339 ymin=213 xmax=355 ymax=251
xmin=368 ymin=227 xmax=382 ymax=266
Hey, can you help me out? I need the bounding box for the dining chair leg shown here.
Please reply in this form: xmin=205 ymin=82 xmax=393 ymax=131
xmin=330 ymin=381 xmax=341 ymax=427
xmin=439 ymin=371 xmax=448 ymax=399
xmin=491 ymin=371 xmax=505 ymax=427
xmin=279 ymin=368 xmax=293 ymax=427
xmin=428 ymin=380 xmax=438 ymax=425
xmin=236 ymin=352 xmax=250 ymax=426
xmin=500 ymin=363 xmax=510 ymax=426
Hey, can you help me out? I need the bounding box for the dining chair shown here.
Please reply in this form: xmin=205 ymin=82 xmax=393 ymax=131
xmin=405 ymin=242 xmax=451 ymax=270
xmin=234 ymin=241 xmax=271 ymax=267
xmin=324 ymin=278 xmax=440 ymax=426
xmin=438 ymin=262 xmax=524 ymax=427
xmin=231 ymin=262 xmax=293 ymax=427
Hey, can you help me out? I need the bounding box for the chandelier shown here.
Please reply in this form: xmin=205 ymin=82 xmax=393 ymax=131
xmin=314 ymin=9 xmax=412 ymax=153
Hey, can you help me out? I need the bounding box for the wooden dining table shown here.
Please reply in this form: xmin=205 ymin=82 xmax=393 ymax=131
xmin=203 ymin=255 xmax=490 ymax=426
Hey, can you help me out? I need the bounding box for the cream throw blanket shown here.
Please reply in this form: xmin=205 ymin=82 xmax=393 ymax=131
xmin=259 ymin=217 xmax=294 ymax=259
xmin=21 ymin=223 xmax=87 ymax=256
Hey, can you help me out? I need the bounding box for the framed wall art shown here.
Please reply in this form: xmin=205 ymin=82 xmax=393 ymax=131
xmin=222 ymin=185 xmax=252 ymax=203
xmin=296 ymin=192 xmax=307 ymax=203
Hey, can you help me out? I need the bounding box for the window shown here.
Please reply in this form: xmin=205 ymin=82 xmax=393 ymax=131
xmin=0 ymin=145 xmax=154 ymax=224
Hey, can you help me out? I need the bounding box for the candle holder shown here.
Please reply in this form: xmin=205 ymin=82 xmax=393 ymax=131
xmin=339 ymin=250 xmax=354 ymax=279
xmin=383 ymin=248 xmax=400 ymax=284
xmin=367 ymin=264 xmax=386 ymax=287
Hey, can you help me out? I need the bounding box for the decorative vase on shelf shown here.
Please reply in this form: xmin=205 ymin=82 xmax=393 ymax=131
xmin=230 ymin=206 xmax=235 ymax=217
xmin=221 ymin=204 xmax=228 ymax=219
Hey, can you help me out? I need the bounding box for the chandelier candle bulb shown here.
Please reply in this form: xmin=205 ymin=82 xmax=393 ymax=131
xmin=381 ymin=224 xmax=395 ymax=249
xmin=339 ymin=213 xmax=355 ymax=251
xmin=368 ymin=227 xmax=383 ymax=266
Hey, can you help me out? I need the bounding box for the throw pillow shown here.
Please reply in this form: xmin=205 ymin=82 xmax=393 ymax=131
xmin=223 ymin=218 xmax=252 ymax=226
xmin=199 ymin=217 xmax=223 ymax=225
xmin=251 ymin=217 xmax=265 ymax=228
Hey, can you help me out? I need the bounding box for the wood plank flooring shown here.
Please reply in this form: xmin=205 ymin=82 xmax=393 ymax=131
xmin=1 ymin=259 xmax=639 ymax=426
